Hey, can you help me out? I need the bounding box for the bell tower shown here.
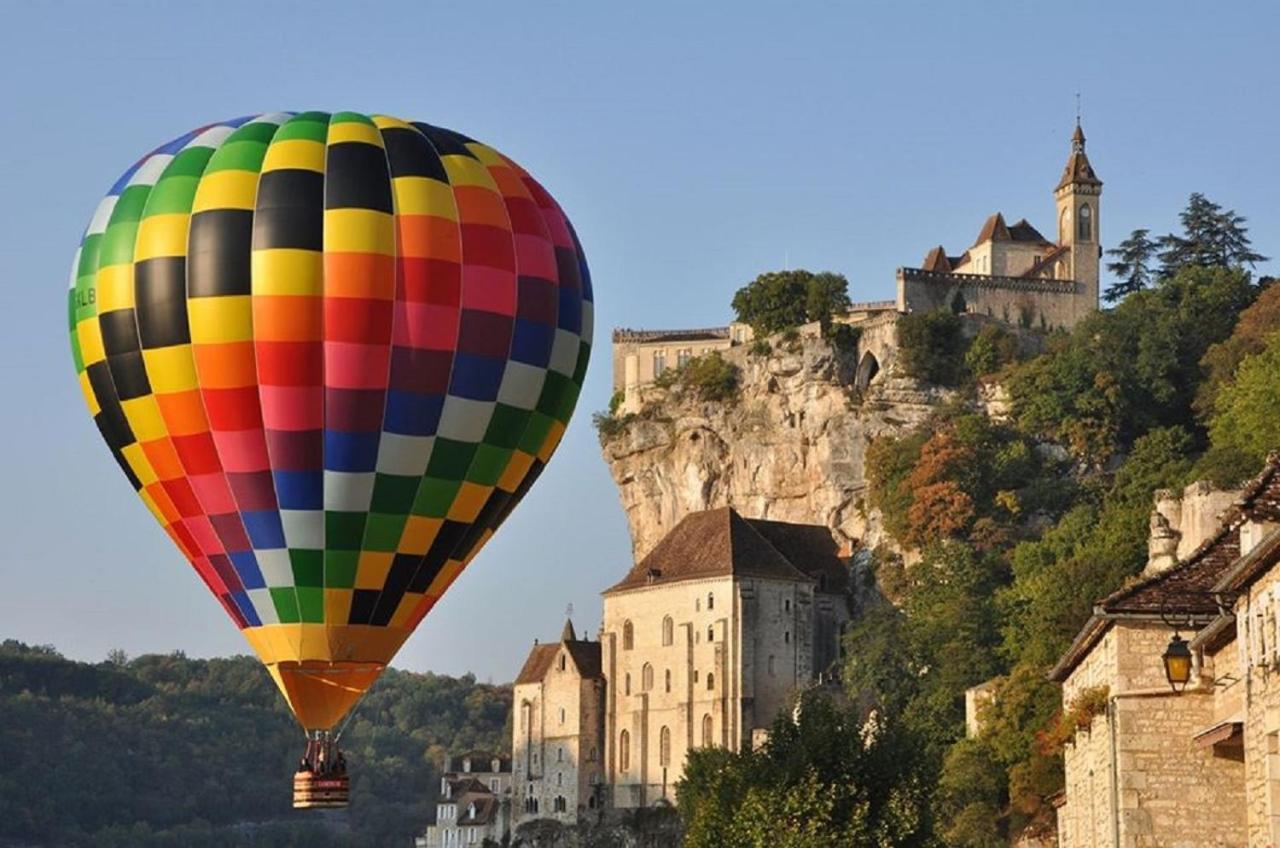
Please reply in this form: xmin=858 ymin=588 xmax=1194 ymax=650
xmin=1054 ymin=119 xmax=1103 ymax=318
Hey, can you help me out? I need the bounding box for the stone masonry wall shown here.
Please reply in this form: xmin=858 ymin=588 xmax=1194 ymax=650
xmin=1060 ymin=622 xmax=1247 ymax=848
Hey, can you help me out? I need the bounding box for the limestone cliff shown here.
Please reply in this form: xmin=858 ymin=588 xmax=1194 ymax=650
xmin=599 ymin=327 xmax=955 ymax=560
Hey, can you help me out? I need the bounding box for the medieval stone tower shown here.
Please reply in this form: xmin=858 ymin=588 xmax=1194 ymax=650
xmin=1054 ymin=120 xmax=1104 ymax=323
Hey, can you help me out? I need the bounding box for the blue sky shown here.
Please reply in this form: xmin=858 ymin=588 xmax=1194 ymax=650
xmin=1 ymin=1 xmax=1276 ymax=682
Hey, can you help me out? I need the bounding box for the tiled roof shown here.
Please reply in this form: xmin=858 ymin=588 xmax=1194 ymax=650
xmin=1050 ymin=453 xmax=1280 ymax=681
xmin=1021 ymin=244 xmax=1069 ymax=278
xmin=1007 ymin=218 xmax=1052 ymax=244
xmin=445 ymin=751 xmax=511 ymax=774
xmin=747 ymin=517 xmax=849 ymax=594
xmin=973 ymin=212 xmax=1012 ymax=246
xmin=514 ymin=631 xmax=603 ymax=685
xmin=603 ymin=507 xmax=815 ymax=593
xmin=922 ymin=245 xmax=952 ymax=273
xmin=1056 ymin=124 xmax=1102 ymax=191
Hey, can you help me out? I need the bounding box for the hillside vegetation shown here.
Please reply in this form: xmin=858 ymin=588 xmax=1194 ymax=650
xmin=0 ymin=641 xmax=509 ymax=848
xmin=677 ymin=194 xmax=1278 ymax=847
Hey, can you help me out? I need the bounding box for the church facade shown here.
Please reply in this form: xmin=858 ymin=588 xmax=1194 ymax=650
xmin=511 ymin=508 xmax=852 ymax=822
xmin=610 ymin=122 xmax=1104 ymax=406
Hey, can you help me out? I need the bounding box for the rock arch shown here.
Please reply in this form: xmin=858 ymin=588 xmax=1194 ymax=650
xmin=855 ymin=351 xmax=880 ymax=391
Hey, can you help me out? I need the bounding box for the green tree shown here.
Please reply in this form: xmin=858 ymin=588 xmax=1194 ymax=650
xmin=897 ymin=309 xmax=966 ymax=386
xmin=730 ymin=270 xmax=852 ymax=336
xmin=1158 ymin=192 xmax=1268 ymax=276
xmin=1207 ymin=331 xmax=1280 ymax=470
xmin=1103 ymin=228 xmax=1157 ymax=303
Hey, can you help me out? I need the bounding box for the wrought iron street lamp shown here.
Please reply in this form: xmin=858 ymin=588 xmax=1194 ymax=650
xmin=1162 ymin=634 xmax=1193 ymax=692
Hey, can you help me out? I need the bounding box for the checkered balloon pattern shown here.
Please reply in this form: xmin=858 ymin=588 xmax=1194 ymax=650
xmin=68 ymin=113 xmax=592 ymax=729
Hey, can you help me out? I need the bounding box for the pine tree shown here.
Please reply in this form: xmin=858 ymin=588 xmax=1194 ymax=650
xmin=1103 ymin=228 xmax=1157 ymax=303
xmin=1158 ymin=192 xmax=1268 ymax=276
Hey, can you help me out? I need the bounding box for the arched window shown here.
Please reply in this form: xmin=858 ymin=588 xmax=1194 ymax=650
xmin=702 ymin=714 xmax=713 ymax=747
xmin=625 ymin=673 xmax=631 ymax=695
xmin=664 ymin=669 xmax=672 ymax=692
xmin=622 ymin=620 xmax=634 ymax=650
xmin=707 ymin=672 xmax=715 ymax=690
xmin=620 ymin=730 xmax=631 ymax=771
xmin=642 ymin=663 xmax=654 ymax=691
xmin=707 ymin=593 xmax=714 ymax=611
xmin=659 ymin=726 xmax=671 ymax=767
xmin=1059 ymin=207 xmax=1071 ymax=242
xmin=662 ymin=616 xmax=674 ymax=646
xmin=557 ymin=747 xmax=563 ymax=762
xmin=706 ymin=625 xmax=714 ymax=642
xmin=1078 ymin=203 xmax=1092 ymax=241
xmin=558 ymin=654 xmax=566 ymax=671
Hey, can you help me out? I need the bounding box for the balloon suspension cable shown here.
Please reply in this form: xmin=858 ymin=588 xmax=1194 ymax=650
xmin=332 ymin=686 xmax=373 ymax=745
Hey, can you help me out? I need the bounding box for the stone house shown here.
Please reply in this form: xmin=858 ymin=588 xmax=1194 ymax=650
xmin=1051 ymin=455 xmax=1280 ymax=847
xmin=417 ymin=753 xmax=514 ymax=848
xmin=512 ymin=507 xmax=852 ymax=820
xmin=611 ymin=122 xmax=1102 ymax=412
xmin=512 ymin=620 xmax=607 ymax=824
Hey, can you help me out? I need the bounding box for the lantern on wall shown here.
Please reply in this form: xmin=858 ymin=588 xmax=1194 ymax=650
xmin=1162 ymin=634 xmax=1193 ymax=692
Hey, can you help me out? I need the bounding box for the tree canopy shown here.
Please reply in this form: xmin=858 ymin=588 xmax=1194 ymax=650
xmin=730 ymin=270 xmax=852 ymax=336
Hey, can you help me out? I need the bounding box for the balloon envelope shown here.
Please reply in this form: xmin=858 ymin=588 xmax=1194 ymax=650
xmin=68 ymin=112 xmax=592 ymax=729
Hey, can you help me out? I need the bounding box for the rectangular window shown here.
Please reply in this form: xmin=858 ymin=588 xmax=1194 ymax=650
xmin=677 ymin=348 xmax=692 ymax=368
xmin=653 ymin=351 xmax=667 ymax=376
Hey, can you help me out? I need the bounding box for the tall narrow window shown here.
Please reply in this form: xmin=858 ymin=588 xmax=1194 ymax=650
xmin=707 ymin=593 xmax=714 ymax=611
xmin=1078 ymin=204 xmax=1092 ymax=241
xmin=620 ymin=730 xmax=631 ymax=771
xmin=622 ymin=620 xmax=634 ymax=650
xmin=665 ymin=669 xmax=672 ymax=693
xmin=653 ymin=351 xmax=666 ymax=376
xmin=625 ymin=673 xmax=631 ymax=695
xmin=707 ymin=673 xmax=715 ymax=690
xmin=662 ymin=616 xmax=674 ymax=646
xmin=642 ymin=663 xmax=654 ymax=691
xmin=707 ymin=625 xmax=714 ymax=642
xmin=701 ymin=714 xmax=713 ymax=747
xmin=659 ymin=726 xmax=672 ymax=767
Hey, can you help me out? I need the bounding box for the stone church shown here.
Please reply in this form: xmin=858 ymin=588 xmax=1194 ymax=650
xmin=611 ymin=122 xmax=1104 ymax=410
xmin=511 ymin=507 xmax=852 ymax=823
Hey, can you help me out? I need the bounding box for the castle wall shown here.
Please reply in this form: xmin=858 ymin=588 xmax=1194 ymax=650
xmin=897 ymin=269 xmax=1085 ymax=332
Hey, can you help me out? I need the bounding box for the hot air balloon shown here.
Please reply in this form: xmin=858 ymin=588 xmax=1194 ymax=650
xmin=67 ymin=112 xmax=592 ymax=808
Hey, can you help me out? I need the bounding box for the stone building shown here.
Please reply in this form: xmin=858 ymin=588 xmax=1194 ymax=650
xmin=417 ymin=753 xmax=513 ymax=848
xmin=512 ymin=620 xmax=607 ymax=823
xmin=611 ymin=122 xmax=1102 ymax=410
xmin=512 ymin=507 xmax=851 ymax=820
xmin=1050 ymin=455 xmax=1280 ymax=847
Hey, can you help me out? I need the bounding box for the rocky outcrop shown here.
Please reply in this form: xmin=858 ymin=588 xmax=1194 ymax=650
xmin=600 ymin=330 xmax=956 ymax=559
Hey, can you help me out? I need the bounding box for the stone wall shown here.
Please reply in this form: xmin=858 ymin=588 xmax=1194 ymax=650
xmin=897 ymin=268 xmax=1084 ymax=332
xmin=1148 ymin=482 xmax=1244 ymax=573
xmin=1059 ymin=621 xmax=1247 ymax=848
xmin=600 ymin=574 xmax=816 ymax=808
xmin=513 ymin=646 xmax=606 ymax=825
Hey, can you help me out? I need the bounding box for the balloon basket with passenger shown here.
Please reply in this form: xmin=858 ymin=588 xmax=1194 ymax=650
xmin=293 ymin=732 xmax=349 ymax=809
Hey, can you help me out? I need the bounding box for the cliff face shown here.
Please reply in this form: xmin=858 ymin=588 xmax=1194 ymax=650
xmin=600 ymin=330 xmax=955 ymax=559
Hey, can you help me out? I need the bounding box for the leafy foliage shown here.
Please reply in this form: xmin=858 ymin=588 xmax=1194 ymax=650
xmin=676 ymin=694 xmax=933 ymax=848
xmin=1007 ymin=265 xmax=1257 ymax=464
xmin=0 ymin=641 xmax=509 ymax=848
xmin=897 ymin=310 xmax=966 ymax=386
xmin=730 ymin=270 xmax=852 ymax=336
xmin=679 ymin=352 xmax=741 ymax=402
xmin=1207 ymin=330 xmax=1280 ymax=470
xmin=963 ymin=324 xmax=1020 ymax=379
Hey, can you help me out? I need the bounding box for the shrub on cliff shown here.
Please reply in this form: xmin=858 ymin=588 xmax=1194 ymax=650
xmin=731 ymin=269 xmax=852 ymax=336
xmin=896 ymin=309 xmax=966 ymax=386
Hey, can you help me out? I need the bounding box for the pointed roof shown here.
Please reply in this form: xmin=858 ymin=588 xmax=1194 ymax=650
xmin=604 ymin=507 xmax=816 ymax=593
xmin=514 ymin=621 xmax=602 ymax=685
xmin=922 ymin=245 xmax=952 ymax=273
xmin=973 ymin=212 xmax=1011 ymax=246
xmin=1056 ymin=120 xmax=1102 ymax=191
xmin=1007 ymin=218 xmax=1051 ymax=244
